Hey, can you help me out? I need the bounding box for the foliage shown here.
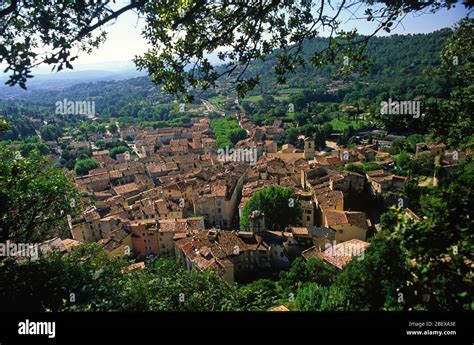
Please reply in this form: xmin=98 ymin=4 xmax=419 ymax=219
xmin=426 ymin=18 xmax=474 ymax=147
xmin=344 ymin=161 xmax=381 ymax=175
xmin=295 ymin=283 xmax=347 ymax=311
xmin=108 ymin=123 xmax=118 ymax=134
xmin=2 ymin=1 xmax=467 ymax=98
xmin=330 ymin=232 xmax=411 ymax=311
xmin=40 ymin=124 xmax=63 ymax=141
xmin=240 ymin=186 xmax=302 ymax=231
xmin=109 ymin=146 xmax=131 ymax=159
xmin=211 ymin=117 xmax=247 ymax=148
xmin=226 ymin=279 xmax=278 ymax=311
xmin=0 ymin=244 xmax=271 ymax=312
xmin=0 ymin=146 xmax=79 ymax=243
xmin=279 ymin=257 xmax=338 ymax=294
xmin=393 ymin=160 xmax=474 ymax=310
xmin=74 ymin=158 xmax=99 ymax=176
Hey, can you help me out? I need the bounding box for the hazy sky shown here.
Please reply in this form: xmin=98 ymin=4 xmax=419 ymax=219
xmin=4 ymin=3 xmax=472 ymax=74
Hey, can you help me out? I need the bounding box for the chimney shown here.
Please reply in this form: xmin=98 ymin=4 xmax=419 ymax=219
xmin=207 ymin=229 xmax=218 ymax=242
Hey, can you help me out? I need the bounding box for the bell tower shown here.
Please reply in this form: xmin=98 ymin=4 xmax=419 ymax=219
xmin=304 ymin=137 xmax=315 ymax=160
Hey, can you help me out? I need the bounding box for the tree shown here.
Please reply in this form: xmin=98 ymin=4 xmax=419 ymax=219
xmin=395 ymin=151 xmax=411 ymax=173
xmin=391 ymin=137 xmax=407 ymax=154
xmin=108 ymin=123 xmax=118 ymax=134
xmin=240 ymin=185 xmax=302 ymax=231
xmin=393 ymin=160 xmax=474 ymax=311
xmin=211 ymin=118 xmax=246 ymax=148
xmin=405 ymin=134 xmax=425 ymax=153
xmin=40 ymin=124 xmax=63 ymax=141
xmin=295 ymin=283 xmax=346 ymax=311
xmin=331 ymin=232 xmax=411 ymax=311
xmin=109 ymin=146 xmax=131 ymax=159
xmin=0 ymin=119 xmax=8 ymax=132
xmin=74 ymin=158 xmax=99 ymax=176
xmin=0 ymin=146 xmax=79 ymax=243
xmin=279 ymin=257 xmax=338 ymax=294
xmin=2 ymin=1 xmax=469 ymax=97
xmin=0 ymin=244 xmax=254 ymax=312
xmin=427 ymin=18 xmax=474 ymax=146
xmin=227 ymin=279 xmax=278 ymax=311
xmin=338 ymin=160 xmax=474 ymax=311
xmin=228 ymin=128 xmax=247 ymax=145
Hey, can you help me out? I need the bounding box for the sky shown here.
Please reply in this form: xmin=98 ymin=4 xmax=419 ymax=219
xmin=6 ymin=2 xmax=473 ymax=74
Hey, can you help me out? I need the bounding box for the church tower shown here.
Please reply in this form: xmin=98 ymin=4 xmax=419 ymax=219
xmin=248 ymin=210 xmax=265 ymax=233
xmin=304 ymin=137 xmax=315 ymax=160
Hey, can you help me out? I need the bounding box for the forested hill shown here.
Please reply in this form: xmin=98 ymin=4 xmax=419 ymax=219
xmin=241 ymin=28 xmax=453 ymax=102
xmin=0 ymin=28 xmax=453 ymax=116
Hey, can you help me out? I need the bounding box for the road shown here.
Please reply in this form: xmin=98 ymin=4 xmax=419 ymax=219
xmin=201 ymin=99 xmax=225 ymax=117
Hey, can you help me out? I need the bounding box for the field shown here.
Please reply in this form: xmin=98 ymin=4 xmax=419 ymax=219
xmin=330 ymin=117 xmax=370 ymax=132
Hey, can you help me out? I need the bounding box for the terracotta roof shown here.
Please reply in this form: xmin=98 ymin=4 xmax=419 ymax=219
xmin=320 ymin=239 xmax=369 ymax=269
xmin=291 ymin=227 xmax=310 ymax=236
xmin=315 ymin=190 xmax=344 ymax=209
xmin=158 ymin=217 xmax=204 ymax=232
xmin=92 ymin=150 xmax=109 ymax=156
xmin=301 ymin=246 xmax=323 ymax=261
xmin=122 ymin=262 xmax=145 ymax=272
xmin=268 ymin=305 xmax=290 ymax=312
xmin=112 ymin=183 xmax=140 ymax=195
xmin=366 ymin=169 xmax=387 ymax=177
xmin=325 ymin=210 xmax=369 ymax=231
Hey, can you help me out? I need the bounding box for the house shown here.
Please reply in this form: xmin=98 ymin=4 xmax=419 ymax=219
xmin=98 ymin=228 xmax=133 ymax=258
xmin=121 ymin=261 xmax=146 ymax=273
xmin=366 ymin=170 xmax=407 ymax=196
xmin=373 ymin=134 xmax=405 ymax=148
xmin=415 ymin=142 xmax=446 ymax=158
xmin=157 ymin=217 xmax=205 ymax=257
xmin=70 ymin=208 xmax=102 ymax=243
xmin=174 ymin=229 xmax=276 ymax=283
xmin=314 ymin=190 xmax=344 ymax=226
xmin=193 ymin=166 xmax=246 ymax=229
xmin=323 ymin=210 xmax=369 ymax=242
xmin=316 ymin=239 xmax=369 ymax=270
xmin=296 ymin=192 xmax=315 ymax=227
xmin=130 ymin=221 xmax=159 ymax=258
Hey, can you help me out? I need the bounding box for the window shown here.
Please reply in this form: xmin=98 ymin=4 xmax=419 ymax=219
xmin=307 ymin=216 xmax=310 ymax=221
xmin=161 ymin=244 xmax=165 ymax=249
xmin=338 ymin=229 xmax=344 ymax=234
xmin=280 ymin=252 xmax=284 ymax=257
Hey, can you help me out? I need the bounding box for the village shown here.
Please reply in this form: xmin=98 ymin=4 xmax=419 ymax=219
xmin=31 ymin=102 xmax=463 ymax=285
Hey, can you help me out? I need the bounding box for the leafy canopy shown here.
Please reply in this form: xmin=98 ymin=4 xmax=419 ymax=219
xmin=0 ymin=146 xmax=79 ymax=243
xmin=1 ymin=1 xmax=469 ymax=98
xmin=240 ymin=185 xmax=302 ymax=231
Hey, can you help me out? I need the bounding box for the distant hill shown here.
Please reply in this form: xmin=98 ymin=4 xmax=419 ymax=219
xmin=232 ymin=28 xmax=453 ymax=101
xmin=0 ymin=66 xmax=146 ymax=96
xmin=0 ymin=28 xmax=454 ymax=116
